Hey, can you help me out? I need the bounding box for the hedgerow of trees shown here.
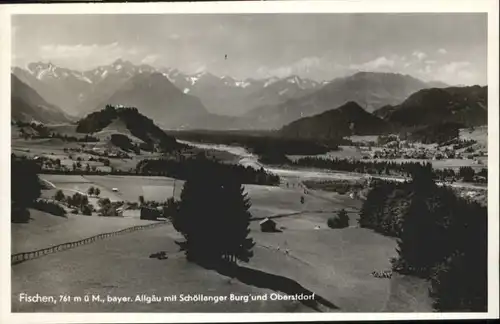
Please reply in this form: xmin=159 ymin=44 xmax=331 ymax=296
xmin=166 ymin=129 xmax=339 ymax=155
xmin=292 ymin=157 xmax=487 ymax=183
xmin=136 ymin=153 xmax=280 ymax=186
xmin=15 ymin=121 xmax=99 ymax=142
xmin=358 ymin=166 xmax=487 ymax=311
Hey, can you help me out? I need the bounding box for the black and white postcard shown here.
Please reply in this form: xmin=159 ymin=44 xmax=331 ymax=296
xmin=1 ymin=0 xmax=498 ymax=323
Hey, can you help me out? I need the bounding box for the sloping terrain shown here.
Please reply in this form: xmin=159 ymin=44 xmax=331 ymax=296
xmin=95 ymin=72 xmax=210 ymax=128
xmin=76 ymin=105 xmax=181 ymax=152
xmin=375 ymin=86 xmax=487 ymax=128
xmin=11 ymin=74 xmax=71 ymax=124
xmin=280 ymin=101 xmax=392 ymax=139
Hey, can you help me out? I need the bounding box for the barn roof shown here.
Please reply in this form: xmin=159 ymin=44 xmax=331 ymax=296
xmin=259 ymin=218 xmax=275 ymax=225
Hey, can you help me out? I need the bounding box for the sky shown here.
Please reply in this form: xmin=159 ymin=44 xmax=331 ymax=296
xmin=12 ymin=13 xmax=488 ymax=85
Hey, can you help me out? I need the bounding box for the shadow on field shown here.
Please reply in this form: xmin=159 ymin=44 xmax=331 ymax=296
xmin=197 ymin=261 xmax=340 ymax=312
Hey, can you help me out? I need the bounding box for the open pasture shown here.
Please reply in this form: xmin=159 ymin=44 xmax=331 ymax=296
xmin=459 ymin=126 xmax=488 ymax=147
xmin=12 ymin=213 xmax=432 ymax=312
xmin=11 ymin=209 xmax=155 ymax=254
xmin=250 ymin=219 xmax=432 ymax=312
xmin=40 ymin=174 xmax=184 ymax=203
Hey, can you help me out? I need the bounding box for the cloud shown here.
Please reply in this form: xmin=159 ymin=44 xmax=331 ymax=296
xmin=433 ymin=61 xmax=476 ymax=84
xmin=169 ymin=34 xmax=180 ymax=40
xmin=417 ymin=64 xmax=433 ymax=75
xmin=257 ymin=56 xmax=323 ymax=78
xmin=186 ymin=62 xmax=207 ymax=74
xmin=438 ymin=48 xmax=447 ymax=55
xmin=349 ymin=56 xmax=395 ymax=71
xmin=39 ymin=42 xmax=121 ymax=61
xmin=36 ymin=42 xmax=157 ymax=70
xmin=424 ymin=60 xmax=437 ymax=65
xmin=441 ymin=61 xmax=471 ymax=74
xmin=412 ymin=51 xmax=427 ymax=60
xmin=141 ymin=54 xmax=160 ymax=65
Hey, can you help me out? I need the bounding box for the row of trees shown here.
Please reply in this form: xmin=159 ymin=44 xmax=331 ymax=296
xmin=293 ymin=157 xmax=434 ymax=178
xmin=16 ymin=121 xmax=99 ymax=142
xmin=168 ymin=129 xmax=339 ymax=155
xmin=292 ymin=156 xmax=487 ymax=183
xmin=136 ymin=153 xmax=280 ymax=186
xmin=54 ymin=190 xmax=93 ymax=215
xmin=87 ymin=186 xmax=101 ymax=197
xmin=358 ymin=166 xmax=487 ymax=311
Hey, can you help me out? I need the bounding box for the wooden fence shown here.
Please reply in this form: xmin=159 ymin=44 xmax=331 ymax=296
xmin=11 ymin=221 xmax=168 ymax=265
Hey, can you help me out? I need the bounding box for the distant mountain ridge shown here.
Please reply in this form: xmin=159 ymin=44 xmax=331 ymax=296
xmin=279 ymin=101 xmax=392 ymax=139
xmin=97 ymin=71 xmax=212 ymax=129
xmin=241 ymin=72 xmax=447 ymax=130
xmin=11 ymin=74 xmax=71 ymax=124
xmin=12 ymin=60 xmax=323 ymax=118
xmin=12 ymin=60 xmax=158 ymax=117
xmin=374 ymin=85 xmax=488 ymax=127
xmin=278 ymin=84 xmax=487 ymax=142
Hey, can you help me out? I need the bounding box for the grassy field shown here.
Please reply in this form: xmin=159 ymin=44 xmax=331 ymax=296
xmin=38 ymin=174 xmax=360 ymax=217
xmin=11 ymin=209 xmax=157 ymax=254
xmin=12 ymin=176 xmax=431 ymax=312
xmin=12 ymin=216 xmax=432 ymax=312
xmin=40 ymin=174 xmax=183 ymax=203
xmin=11 ymin=133 xmax=449 ymax=313
xmin=459 ymin=126 xmax=487 ymax=147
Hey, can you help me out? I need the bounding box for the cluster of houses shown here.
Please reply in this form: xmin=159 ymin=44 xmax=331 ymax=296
xmin=63 ymin=146 xmax=130 ymax=159
xmin=361 ymin=144 xmax=486 ymax=162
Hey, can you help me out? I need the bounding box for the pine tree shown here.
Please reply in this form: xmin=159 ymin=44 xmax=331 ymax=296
xmin=337 ymin=209 xmax=349 ymax=228
xmin=394 ymin=194 xmax=432 ymax=275
xmin=11 ymin=156 xmax=42 ymax=222
xmin=430 ymin=200 xmax=487 ymax=311
xmin=173 ymin=169 xmax=255 ymax=265
xmin=54 ymin=190 xmax=65 ymax=202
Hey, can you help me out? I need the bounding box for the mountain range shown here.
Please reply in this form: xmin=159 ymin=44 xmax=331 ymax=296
xmin=279 ymin=85 xmax=488 ymax=141
xmin=12 ymin=59 xmax=323 ymax=119
xmin=240 ymin=72 xmax=446 ymax=129
xmin=13 ymin=59 xmax=487 ymax=133
xmin=11 ymin=74 xmax=71 ymax=124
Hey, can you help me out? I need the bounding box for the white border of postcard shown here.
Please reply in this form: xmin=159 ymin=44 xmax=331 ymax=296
xmin=0 ymin=0 xmax=498 ymax=323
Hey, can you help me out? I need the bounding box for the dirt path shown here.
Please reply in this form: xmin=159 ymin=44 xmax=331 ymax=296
xmin=41 ymin=178 xmax=88 ymax=196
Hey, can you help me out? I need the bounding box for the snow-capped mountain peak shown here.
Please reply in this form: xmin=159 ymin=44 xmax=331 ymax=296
xmin=264 ymin=76 xmax=280 ymax=88
xmin=234 ymin=80 xmax=251 ymax=88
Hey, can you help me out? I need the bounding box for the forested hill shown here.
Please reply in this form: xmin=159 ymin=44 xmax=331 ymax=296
xmin=279 ymin=101 xmax=392 ymax=139
xmin=76 ymin=105 xmax=182 ymax=152
xmin=374 ymin=86 xmax=488 ymax=128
